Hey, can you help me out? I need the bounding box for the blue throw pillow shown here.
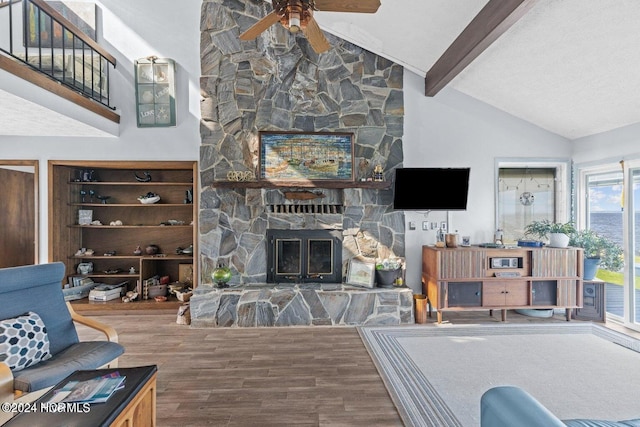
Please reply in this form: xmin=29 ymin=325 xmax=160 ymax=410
xmin=0 ymin=312 xmax=52 ymax=372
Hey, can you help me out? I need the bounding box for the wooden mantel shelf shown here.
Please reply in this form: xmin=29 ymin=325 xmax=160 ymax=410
xmin=210 ymin=180 xmax=392 ymax=189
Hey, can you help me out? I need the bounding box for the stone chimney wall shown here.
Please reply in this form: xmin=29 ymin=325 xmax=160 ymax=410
xmin=199 ymin=0 xmax=405 ymax=285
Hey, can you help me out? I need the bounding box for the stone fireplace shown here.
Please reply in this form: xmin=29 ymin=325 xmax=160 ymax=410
xmin=191 ymin=0 xmax=412 ymax=326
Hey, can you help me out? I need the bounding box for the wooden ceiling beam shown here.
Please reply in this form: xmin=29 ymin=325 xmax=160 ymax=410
xmin=425 ymin=0 xmax=539 ymax=97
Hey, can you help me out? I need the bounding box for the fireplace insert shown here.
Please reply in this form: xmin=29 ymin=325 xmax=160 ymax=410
xmin=266 ymin=229 xmax=342 ymax=283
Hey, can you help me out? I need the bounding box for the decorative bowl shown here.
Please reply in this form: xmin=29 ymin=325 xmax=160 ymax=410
xmin=138 ymin=195 xmax=160 ymax=204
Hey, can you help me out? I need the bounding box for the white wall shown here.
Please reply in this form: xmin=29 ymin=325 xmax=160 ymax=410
xmin=572 ymin=122 xmax=640 ymax=165
xmin=402 ymin=71 xmax=573 ymax=292
xmin=0 ymin=0 xmax=203 ymax=262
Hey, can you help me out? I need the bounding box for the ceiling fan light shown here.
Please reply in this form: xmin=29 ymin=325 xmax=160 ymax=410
xmin=289 ymin=12 xmax=301 ymax=32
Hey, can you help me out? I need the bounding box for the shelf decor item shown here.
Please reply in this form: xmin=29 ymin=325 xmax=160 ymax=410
xmin=346 ymin=258 xmax=376 ymax=288
xmin=78 ymin=209 xmax=93 ymax=225
xmin=135 ymin=57 xmax=176 ymax=127
xmin=259 ymin=131 xmax=354 ymax=182
xmin=211 ymin=264 xmax=232 ymax=288
xmin=138 ymin=192 xmax=161 ymax=204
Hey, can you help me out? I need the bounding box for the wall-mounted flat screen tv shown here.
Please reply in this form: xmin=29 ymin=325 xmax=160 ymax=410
xmin=393 ymin=168 xmax=470 ymax=210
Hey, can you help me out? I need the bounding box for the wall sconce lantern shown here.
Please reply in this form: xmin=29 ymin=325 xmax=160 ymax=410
xmin=134 ymin=56 xmax=176 ymax=127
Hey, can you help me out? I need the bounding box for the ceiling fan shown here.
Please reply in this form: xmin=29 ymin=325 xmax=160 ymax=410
xmin=239 ymin=0 xmax=381 ymax=54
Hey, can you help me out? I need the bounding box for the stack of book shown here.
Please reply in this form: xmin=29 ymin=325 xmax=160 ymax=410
xmin=88 ymin=282 xmax=128 ymax=302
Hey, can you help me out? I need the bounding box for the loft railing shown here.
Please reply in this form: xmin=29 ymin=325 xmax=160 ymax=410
xmin=0 ymin=0 xmax=116 ymax=109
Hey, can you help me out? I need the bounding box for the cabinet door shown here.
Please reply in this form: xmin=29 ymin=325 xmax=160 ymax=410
xmin=532 ymin=280 xmax=558 ymax=305
xmin=482 ymin=281 xmax=529 ymax=306
xmin=482 ymin=282 xmax=507 ymax=306
xmin=504 ymin=281 xmax=529 ymax=305
xmin=447 ymin=282 xmax=482 ymax=307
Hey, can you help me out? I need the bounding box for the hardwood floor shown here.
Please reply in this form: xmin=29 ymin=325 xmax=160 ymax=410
xmin=76 ymin=309 xmax=640 ymax=426
xmin=76 ymin=315 xmax=403 ymax=426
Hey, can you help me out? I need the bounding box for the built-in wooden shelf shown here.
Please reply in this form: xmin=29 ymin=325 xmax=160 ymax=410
xmin=69 ymin=181 xmax=194 ymax=186
xmin=49 ymin=160 xmax=198 ymax=316
xmin=210 ymin=180 xmax=392 ymax=189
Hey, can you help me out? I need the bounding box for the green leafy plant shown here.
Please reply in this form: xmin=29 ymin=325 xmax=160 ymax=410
xmin=376 ymin=258 xmax=402 ymax=271
xmin=569 ymin=229 xmax=623 ymax=272
xmin=524 ymin=220 xmax=576 ymax=240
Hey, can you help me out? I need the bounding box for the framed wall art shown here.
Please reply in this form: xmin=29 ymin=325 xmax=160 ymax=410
xmin=135 ymin=57 xmax=176 ymax=127
xmin=346 ymin=258 xmax=375 ymax=288
xmin=259 ymin=131 xmax=354 ymax=181
xmin=27 ymin=1 xmax=97 ymax=48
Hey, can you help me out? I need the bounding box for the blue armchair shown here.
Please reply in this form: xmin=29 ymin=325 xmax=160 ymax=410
xmin=0 ymin=262 xmax=124 ymax=401
xmin=481 ymin=386 xmax=640 ymax=427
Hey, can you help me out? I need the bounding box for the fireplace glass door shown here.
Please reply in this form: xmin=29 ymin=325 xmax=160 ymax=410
xmin=267 ymin=230 xmax=342 ymax=283
xmin=276 ymin=239 xmax=302 ymax=276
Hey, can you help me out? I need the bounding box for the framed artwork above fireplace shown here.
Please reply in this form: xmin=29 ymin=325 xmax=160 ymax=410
xmin=259 ymin=131 xmax=354 ymax=182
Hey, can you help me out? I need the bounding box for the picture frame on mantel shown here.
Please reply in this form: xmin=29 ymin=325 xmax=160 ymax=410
xmin=346 ymin=258 xmax=376 ymax=288
xmin=259 ymin=131 xmax=354 ymax=181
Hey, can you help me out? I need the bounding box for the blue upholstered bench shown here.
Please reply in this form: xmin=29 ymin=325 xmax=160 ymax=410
xmin=481 ymin=386 xmax=640 ymax=427
xmin=0 ymin=262 xmax=124 ymax=400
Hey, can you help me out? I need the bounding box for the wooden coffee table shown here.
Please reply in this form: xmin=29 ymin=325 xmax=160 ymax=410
xmin=3 ymin=365 xmax=157 ymax=427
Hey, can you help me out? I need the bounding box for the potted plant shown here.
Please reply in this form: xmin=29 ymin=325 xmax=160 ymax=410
xmin=569 ymin=229 xmax=623 ymax=280
xmin=375 ymin=258 xmax=403 ymax=288
xmin=524 ymin=220 xmax=576 ymax=248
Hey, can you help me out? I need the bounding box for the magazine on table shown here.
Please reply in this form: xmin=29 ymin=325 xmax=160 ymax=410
xmin=47 ymin=372 xmax=126 ymax=404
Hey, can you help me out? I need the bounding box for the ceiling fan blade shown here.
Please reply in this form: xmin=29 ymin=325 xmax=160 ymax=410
xmin=303 ymin=16 xmax=330 ymax=54
xmin=313 ymin=0 xmax=381 ymax=13
xmin=239 ymin=11 xmax=282 ymax=40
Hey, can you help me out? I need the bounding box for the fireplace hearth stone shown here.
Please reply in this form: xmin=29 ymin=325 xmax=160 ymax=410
xmin=190 ymin=283 xmax=414 ymax=327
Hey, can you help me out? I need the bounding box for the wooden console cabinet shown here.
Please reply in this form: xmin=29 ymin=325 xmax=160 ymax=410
xmin=422 ymin=246 xmax=583 ymax=323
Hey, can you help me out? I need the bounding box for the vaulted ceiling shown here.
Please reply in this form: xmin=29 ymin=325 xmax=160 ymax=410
xmin=316 ymin=0 xmax=640 ymax=140
xmin=2 ymin=0 xmax=639 ymax=140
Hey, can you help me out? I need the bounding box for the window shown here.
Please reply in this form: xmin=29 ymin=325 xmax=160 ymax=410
xmin=577 ymin=161 xmax=639 ymax=330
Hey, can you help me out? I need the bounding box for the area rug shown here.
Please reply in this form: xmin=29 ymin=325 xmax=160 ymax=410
xmin=358 ymin=323 xmax=640 ymax=427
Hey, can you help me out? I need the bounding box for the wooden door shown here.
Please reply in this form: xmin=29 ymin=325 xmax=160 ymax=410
xmin=0 ymin=162 xmax=38 ymax=268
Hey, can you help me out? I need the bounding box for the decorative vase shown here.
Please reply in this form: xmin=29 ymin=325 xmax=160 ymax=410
xmin=212 ymin=264 xmax=232 ymax=288
xmin=549 ymin=233 xmax=570 ymax=248
xmin=583 ymin=257 xmax=601 ymax=281
xmin=375 ymin=268 xmax=399 ymax=288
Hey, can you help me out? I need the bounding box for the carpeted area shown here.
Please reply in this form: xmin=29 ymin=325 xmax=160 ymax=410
xmin=358 ymin=323 xmax=640 ymax=427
